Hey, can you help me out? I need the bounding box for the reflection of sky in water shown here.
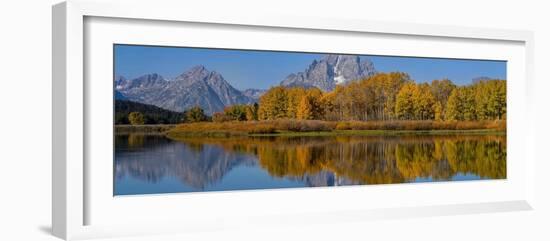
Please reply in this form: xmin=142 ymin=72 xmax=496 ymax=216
xmin=414 ymin=173 xmax=485 ymax=183
xmin=114 ymin=134 xmax=506 ymax=195
xmin=116 ymin=165 xmax=307 ymax=195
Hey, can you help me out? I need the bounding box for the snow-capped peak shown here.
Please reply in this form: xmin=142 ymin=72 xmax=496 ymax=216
xmin=333 ymin=55 xmax=347 ymax=84
xmin=334 ymin=75 xmax=346 ymax=84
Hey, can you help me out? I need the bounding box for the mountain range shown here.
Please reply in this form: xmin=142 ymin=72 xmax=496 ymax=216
xmin=280 ymin=54 xmax=376 ymax=91
xmin=241 ymin=88 xmax=267 ymax=100
xmin=115 ymin=66 xmax=255 ymax=114
xmin=115 ymin=54 xmax=377 ymax=114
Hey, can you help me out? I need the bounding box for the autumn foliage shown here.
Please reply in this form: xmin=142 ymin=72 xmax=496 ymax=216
xmin=254 ymin=72 xmax=505 ymax=122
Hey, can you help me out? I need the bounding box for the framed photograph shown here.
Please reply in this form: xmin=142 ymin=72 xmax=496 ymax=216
xmin=53 ymin=0 xmax=535 ymax=240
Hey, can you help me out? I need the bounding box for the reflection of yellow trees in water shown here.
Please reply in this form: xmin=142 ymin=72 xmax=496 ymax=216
xmin=177 ymin=135 xmax=506 ymax=184
xmin=258 ymin=144 xmax=326 ymax=177
xmin=444 ymin=138 xmax=506 ymax=179
xmin=127 ymin=134 xmax=145 ymax=148
xmin=395 ymin=141 xmax=453 ymax=180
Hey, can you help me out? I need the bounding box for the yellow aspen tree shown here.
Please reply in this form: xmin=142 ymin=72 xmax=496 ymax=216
xmin=395 ymin=83 xmax=416 ymax=120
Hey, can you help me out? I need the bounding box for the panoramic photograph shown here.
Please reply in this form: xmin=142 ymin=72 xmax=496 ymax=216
xmin=113 ymin=44 xmax=507 ymax=195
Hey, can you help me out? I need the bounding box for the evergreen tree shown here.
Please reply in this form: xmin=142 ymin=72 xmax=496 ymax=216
xmin=245 ymin=103 xmax=259 ymax=121
xmin=128 ymin=112 xmax=145 ymax=125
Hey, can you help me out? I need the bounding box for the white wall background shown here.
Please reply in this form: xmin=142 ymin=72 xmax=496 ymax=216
xmin=0 ymin=0 xmax=548 ymax=240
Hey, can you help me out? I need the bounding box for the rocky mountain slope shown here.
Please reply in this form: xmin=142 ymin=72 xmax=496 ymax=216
xmin=280 ymin=54 xmax=376 ymax=91
xmin=116 ymin=66 xmax=255 ymax=114
xmin=242 ymin=88 xmax=267 ymax=100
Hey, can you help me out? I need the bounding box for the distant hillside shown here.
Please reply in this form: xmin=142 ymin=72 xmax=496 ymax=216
xmin=115 ymin=100 xmax=186 ymax=124
xmin=242 ymin=88 xmax=266 ymax=100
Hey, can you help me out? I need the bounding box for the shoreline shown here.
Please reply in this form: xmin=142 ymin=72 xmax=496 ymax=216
xmin=164 ymin=129 xmax=505 ymax=139
xmin=115 ymin=120 xmax=506 ymax=138
xmin=248 ymin=129 xmax=506 ymax=137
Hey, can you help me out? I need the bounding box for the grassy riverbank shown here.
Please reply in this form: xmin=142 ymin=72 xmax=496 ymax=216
xmin=115 ymin=124 xmax=177 ymax=134
xmin=164 ymin=120 xmax=506 ymax=138
xmin=250 ymin=129 xmax=505 ymax=137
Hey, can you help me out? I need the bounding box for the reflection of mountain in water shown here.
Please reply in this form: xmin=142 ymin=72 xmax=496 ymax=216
xmin=115 ymin=135 xmax=257 ymax=190
xmin=297 ymin=171 xmax=359 ymax=187
xmin=115 ymin=134 xmax=506 ymax=192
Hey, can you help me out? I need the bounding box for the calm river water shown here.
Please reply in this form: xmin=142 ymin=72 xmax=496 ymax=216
xmin=114 ymin=134 xmax=506 ymax=195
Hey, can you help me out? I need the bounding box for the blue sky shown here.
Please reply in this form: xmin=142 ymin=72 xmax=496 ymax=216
xmin=114 ymin=44 xmax=506 ymax=90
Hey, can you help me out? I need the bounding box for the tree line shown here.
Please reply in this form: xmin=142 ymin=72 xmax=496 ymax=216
xmin=247 ymin=72 xmax=505 ymax=122
xmin=115 ymin=100 xmax=186 ymax=125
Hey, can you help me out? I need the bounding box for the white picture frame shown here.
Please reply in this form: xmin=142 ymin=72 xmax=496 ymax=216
xmin=52 ymin=0 xmax=535 ymax=240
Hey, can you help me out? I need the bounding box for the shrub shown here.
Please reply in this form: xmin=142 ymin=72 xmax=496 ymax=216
xmin=336 ymin=122 xmax=351 ymax=130
xmin=248 ymin=124 xmax=276 ymax=134
xmin=212 ymin=112 xmax=233 ymax=123
xmin=186 ymin=106 xmax=208 ymax=122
